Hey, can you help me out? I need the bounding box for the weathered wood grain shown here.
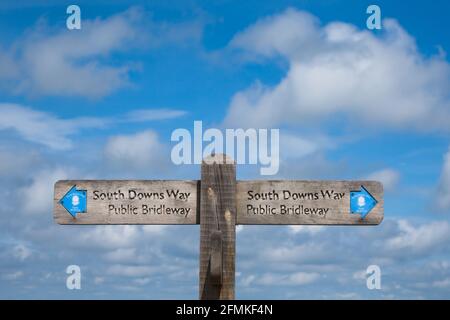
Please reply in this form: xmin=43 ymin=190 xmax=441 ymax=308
xmin=199 ymin=154 xmax=236 ymax=300
xmin=236 ymin=180 xmax=383 ymax=225
xmin=54 ymin=180 xmax=199 ymax=224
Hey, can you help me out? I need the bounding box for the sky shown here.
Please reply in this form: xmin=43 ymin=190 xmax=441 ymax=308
xmin=1 ymin=0 xmax=450 ymax=299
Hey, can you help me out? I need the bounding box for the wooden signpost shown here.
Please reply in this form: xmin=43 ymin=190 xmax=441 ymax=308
xmin=54 ymin=154 xmax=383 ymax=299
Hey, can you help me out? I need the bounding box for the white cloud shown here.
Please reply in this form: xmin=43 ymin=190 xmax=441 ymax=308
xmin=385 ymin=220 xmax=450 ymax=254
xmin=241 ymin=274 xmax=256 ymax=286
xmin=224 ymin=9 xmax=450 ymax=131
xmin=12 ymin=244 xmax=32 ymax=261
xmin=2 ymin=271 xmax=24 ymax=281
xmin=107 ymin=264 xmax=155 ymax=277
xmin=2 ymin=8 xmax=142 ymax=98
xmin=0 ymin=147 xmax=41 ymax=176
xmin=0 ymin=48 xmax=18 ymax=79
xmin=432 ymin=278 xmax=450 ymax=288
xmin=352 ymin=270 xmax=367 ymax=280
xmin=104 ymin=130 xmax=167 ymax=170
xmin=0 ymin=8 xmax=202 ymax=98
xmin=437 ymin=148 xmax=450 ymax=210
xmin=75 ymin=226 xmax=140 ymax=249
xmin=0 ymin=103 xmax=104 ymax=150
xmin=366 ymin=168 xmax=400 ymax=191
xmin=142 ymin=225 xmax=167 ymax=234
xmin=288 ymin=225 xmax=325 ymax=235
xmin=94 ymin=277 xmax=105 ymax=285
xmin=0 ymin=103 xmax=185 ymax=150
xmin=289 ymin=272 xmax=320 ymax=285
xmin=122 ymin=109 xmax=187 ymax=122
xmin=264 ymin=242 xmax=327 ymax=263
xmin=103 ymin=248 xmax=138 ymax=263
xmin=20 ymin=167 xmax=73 ymax=215
xmin=280 ymin=133 xmax=327 ymax=159
xmin=257 ymin=271 xmax=320 ymax=286
xmin=133 ymin=278 xmax=151 ymax=286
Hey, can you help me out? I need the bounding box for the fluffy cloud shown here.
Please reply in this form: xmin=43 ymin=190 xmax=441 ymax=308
xmin=74 ymin=226 xmax=140 ymax=250
xmin=107 ymin=264 xmax=155 ymax=277
xmin=263 ymin=242 xmax=329 ymax=264
xmin=0 ymin=103 xmax=104 ymax=150
xmin=103 ymin=248 xmax=139 ymax=263
xmin=12 ymin=244 xmax=32 ymax=261
xmin=2 ymin=271 xmax=24 ymax=281
xmin=279 ymin=133 xmax=333 ymax=160
xmin=0 ymin=48 xmax=18 ymax=79
xmin=236 ymin=218 xmax=450 ymax=298
xmin=256 ymin=272 xmax=320 ymax=286
xmin=0 ymin=9 xmax=142 ymax=97
xmin=0 ymin=8 xmax=202 ymax=98
xmin=433 ymin=278 xmax=450 ymax=288
xmin=288 ymin=225 xmax=325 ymax=235
xmin=224 ymin=9 xmax=450 ymax=130
xmin=0 ymin=103 xmax=185 ymax=150
xmin=385 ymin=220 xmax=450 ymax=255
xmin=142 ymin=225 xmax=167 ymax=234
xmin=20 ymin=167 xmax=74 ymax=215
xmin=366 ymin=168 xmax=400 ymax=191
xmin=437 ymin=148 xmax=450 ymax=210
xmin=0 ymin=147 xmax=41 ymax=177
xmin=104 ymin=130 xmax=168 ymax=171
xmin=122 ymin=109 xmax=187 ymax=122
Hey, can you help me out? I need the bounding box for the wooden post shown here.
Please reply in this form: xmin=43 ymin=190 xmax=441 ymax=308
xmin=199 ymin=154 xmax=236 ymax=300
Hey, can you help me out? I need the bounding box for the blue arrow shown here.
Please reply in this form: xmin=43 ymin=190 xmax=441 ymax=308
xmin=350 ymin=186 xmax=378 ymax=219
xmin=59 ymin=185 xmax=87 ymax=218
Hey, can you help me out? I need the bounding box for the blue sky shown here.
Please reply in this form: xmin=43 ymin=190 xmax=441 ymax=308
xmin=1 ymin=0 xmax=450 ymax=299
